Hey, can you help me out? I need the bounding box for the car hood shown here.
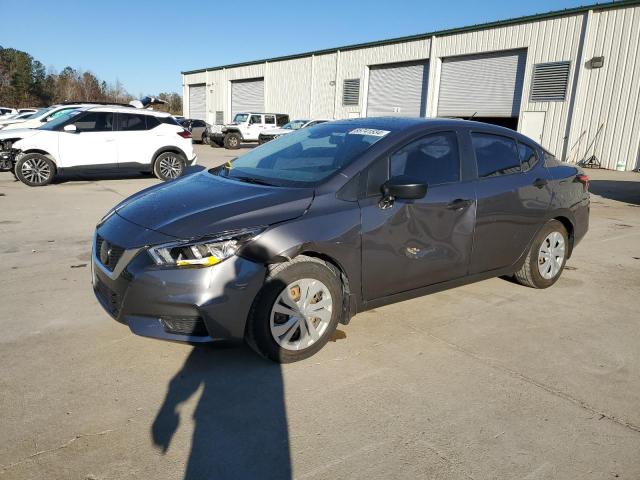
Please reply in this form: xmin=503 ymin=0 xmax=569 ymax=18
xmin=262 ymin=127 xmax=292 ymax=136
xmin=115 ymin=170 xmax=314 ymax=240
xmin=0 ymin=128 xmax=41 ymax=140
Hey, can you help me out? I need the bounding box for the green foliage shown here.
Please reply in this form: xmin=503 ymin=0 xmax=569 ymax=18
xmin=0 ymin=45 xmax=182 ymax=114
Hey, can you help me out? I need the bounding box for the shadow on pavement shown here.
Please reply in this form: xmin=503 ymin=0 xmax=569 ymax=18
xmin=152 ymin=346 xmax=291 ymax=480
xmin=589 ymin=179 xmax=640 ymax=206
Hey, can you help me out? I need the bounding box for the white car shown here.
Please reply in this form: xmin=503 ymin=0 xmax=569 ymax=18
xmin=211 ymin=112 xmax=290 ymax=149
xmin=0 ymin=107 xmax=18 ymax=118
xmin=0 ymin=105 xmax=84 ymax=130
xmin=257 ymin=119 xmax=329 ymax=144
xmin=6 ymin=106 xmax=196 ymax=186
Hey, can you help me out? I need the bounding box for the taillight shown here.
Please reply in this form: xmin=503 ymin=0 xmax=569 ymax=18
xmin=177 ymin=130 xmax=192 ymax=139
xmin=576 ymin=173 xmax=589 ymax=192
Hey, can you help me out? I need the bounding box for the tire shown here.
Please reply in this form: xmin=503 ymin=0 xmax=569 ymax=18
xmin=223 ymin=132 xmax=241 ymax=150
xmin=246 ymin=256 xmax=343 ymax=363
xmin=153 ymin=151 xmax=186 ymax=181
xmin=514 ymin=220 xmax=568 ymax=289
xmin=15 ymin=153 xmax=55 ymax=187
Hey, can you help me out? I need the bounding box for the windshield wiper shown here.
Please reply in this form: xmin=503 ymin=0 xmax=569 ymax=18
xmin=231 ymin=176 xmax=276 ymax=186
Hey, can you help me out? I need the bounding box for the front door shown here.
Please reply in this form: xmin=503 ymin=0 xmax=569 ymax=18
xmin=360 ymin=131 xmax=476 ymax=301
xmin=245 ymin=114 xmax=264 ymax=140
xmin=58 ymin=111 xmax=117 ymax=169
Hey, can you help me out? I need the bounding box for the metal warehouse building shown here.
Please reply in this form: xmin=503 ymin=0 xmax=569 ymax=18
xmin=182 ymin=0 xmax=640 ymax=171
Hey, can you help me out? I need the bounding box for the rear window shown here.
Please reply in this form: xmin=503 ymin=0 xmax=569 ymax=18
xmin=471 ymin=133 xmax=521 ymax=177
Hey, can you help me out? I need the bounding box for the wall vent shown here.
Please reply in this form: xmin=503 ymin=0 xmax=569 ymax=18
xmin=342 ymin=79 xmax=361 ymax=106
xmin=530 ymin=61 xmax=570 ymax=101
xmin=215 ymin=111 xmax=224 ymax=124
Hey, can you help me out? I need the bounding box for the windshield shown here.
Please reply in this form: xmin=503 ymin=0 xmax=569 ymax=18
xmin=24 ymin=108 xmax=47 ymax=119
xmin=213 ymin=123 xmax=391 ymax=187
xmin=282 ymin=120 xmax=309 ymax=130
xmin=38 ymin=109 xmax=82 ymax=130
xmin=232 ymin=113 xmax=249 ymax=123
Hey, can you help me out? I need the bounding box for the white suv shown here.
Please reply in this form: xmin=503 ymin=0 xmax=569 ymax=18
xmin=6 ymin=106 xmax=196 ymax=186
xmin=212 ymin=112 xmax=289 ymax=149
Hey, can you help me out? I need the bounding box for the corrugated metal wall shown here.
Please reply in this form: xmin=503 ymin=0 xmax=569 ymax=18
xmin=183 ymin=3 xmax=640 ymax=170
xmin=568 ymin=5 xmax=640 ymax=170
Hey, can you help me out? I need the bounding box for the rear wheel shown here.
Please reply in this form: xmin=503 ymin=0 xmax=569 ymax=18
xmin=153 ymin=151 xmax=185 ymax=181
xmin=246 ymin=256 xmax=342 ymax=363
xmin=223 ymin=132 xmax=241 ymax=150
xmin=514 ymin=220 xmax=568 ymax=288
xmin=15 ymin=153 xmax=55 ymax=186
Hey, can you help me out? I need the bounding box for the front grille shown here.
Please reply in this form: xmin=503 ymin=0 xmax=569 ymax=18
xmin=95 ymin=235 xmax=125 ymax=272
xmin=160 ymin=316 xmax=209 ymax=336
xmin=94 ymin=277 xmax=122 ymax=317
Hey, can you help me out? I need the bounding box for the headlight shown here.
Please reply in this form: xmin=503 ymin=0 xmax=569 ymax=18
xmin=147 ymin=227 xmax=264 ymax=267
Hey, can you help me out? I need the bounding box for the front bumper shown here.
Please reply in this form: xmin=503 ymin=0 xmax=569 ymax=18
xmin=91 ymin=216 xmax=267 ymax=344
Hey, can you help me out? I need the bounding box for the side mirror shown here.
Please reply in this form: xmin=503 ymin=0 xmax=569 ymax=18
xmin=382 ymin=175 xmax=427 ymax=200
xmin=63 ymin=124 xmax=78 ymax=133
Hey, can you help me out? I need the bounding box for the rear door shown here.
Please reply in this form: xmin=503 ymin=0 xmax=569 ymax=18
xmin=468 ymin=130 xmax=552 ymax=274
xmin=359 ymin=130 xmax=476 ymax=300
xmin=58 ymin=111 xmax=117 ymax=169
xmin=115 ymin=112 xmax=153 ymax=167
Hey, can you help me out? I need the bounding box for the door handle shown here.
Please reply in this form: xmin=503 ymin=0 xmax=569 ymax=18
xmin=447 ymin=198 xmax=473 ymax=210
xmin=533 ymin=178 xmax=548 ymax=188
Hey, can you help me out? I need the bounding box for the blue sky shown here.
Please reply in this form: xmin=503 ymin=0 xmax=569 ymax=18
xmin=1 ymin=0 xmax=590 ymax=96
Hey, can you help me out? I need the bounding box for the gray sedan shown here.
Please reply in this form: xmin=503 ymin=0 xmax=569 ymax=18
xmin=92 ymin=118 xmax=589 ymax=362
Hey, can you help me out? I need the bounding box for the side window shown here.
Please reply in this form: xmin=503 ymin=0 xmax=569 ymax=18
xmin=72 ymin=112 xmax=114 ymax=132
xmin=146 ymin=116 xmax=161 ymax=129
xmin=249 ymin=114 xmax=262 ymax=125
xmin=471 ymin=133 xmax=521 ymax=178
xmin=193 ymin=120 xmax=205 ymax=127
xmin=390 ymin=132 xmax=460 ymax=186
xmin=264 ymin=115 xmax=275 ymax=125
xmin=518 ymin=142 xmax=538 ymax=172
xmin=118 ymin=113 xmax=147 ymax=131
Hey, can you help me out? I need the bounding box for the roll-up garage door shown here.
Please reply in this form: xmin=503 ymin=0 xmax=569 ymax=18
xmin=231 ymin=78 xmax=264 ymax=117
xmin=438 ymin=50 xmax=526 ymax=117
xmin=367 ymin=61 xmax=429 ymax=117
xmin=188 ymin=84 xmax=206 ymax=120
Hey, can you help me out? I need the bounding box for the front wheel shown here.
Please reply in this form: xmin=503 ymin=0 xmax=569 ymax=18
xmin=246 ymin=256 xmax=342 ymax=363
xmin=153 ymin=151 xmax=185 ymax=181
xmin=15 ymin=153 xmax=55 ymax=186
xmin=514 ymin=220 xmax=568 ymax=288
xmin=223 ymin=132 xmax=241 ymax=150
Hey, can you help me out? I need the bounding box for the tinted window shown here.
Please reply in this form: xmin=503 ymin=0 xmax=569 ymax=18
xmin=146 ymin=116 xmax=161 ymax=129
xmin=160 ymin=116 xmax=181 ymax=126
xmin=265 ymin=115 xmax=275 ymax=125
xmin=249 ymin=115 xmax=262 ymax=124
xmin=192 ymin=120 xmax=206 ymax=127
xmin=118 ymin=113 xmax=147 ymax=131
xmin=472 ymin=133 xmax=521 ymax=177
xmin=390 ymin=132 xmax=460 ymax=185
xmin=518 ymin=142 xmax=538 ymax=172
xmin=72 ymin=112 xmax=114 ymax=132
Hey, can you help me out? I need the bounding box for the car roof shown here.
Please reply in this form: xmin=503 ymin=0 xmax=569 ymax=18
xmin=84 ymin=105 xmax=172 ymax=117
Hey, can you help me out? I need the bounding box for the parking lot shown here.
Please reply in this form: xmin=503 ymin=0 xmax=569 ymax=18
xmin=1 ymin=143 xmax=639 ymax=479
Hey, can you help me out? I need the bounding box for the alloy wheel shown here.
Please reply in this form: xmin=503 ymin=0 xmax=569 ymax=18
xmin=270 ymin=278 xmax=333 ymax=351
xmin=21 ymin=157 xmax=51 ymax=184
xmin=538 ymin=231 xmax=565 ymax=279
xmin=158 ymin=155 xmax=182 ymax=179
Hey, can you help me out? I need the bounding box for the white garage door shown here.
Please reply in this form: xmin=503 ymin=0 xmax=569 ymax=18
xmin=367 ymin=61 xmax=429 ymax=117
xmin=438 ymin=50 xmax=526 ymax=117
xmin=231 ymin=78 xmax=264 ymax=117
xmin=188 ymin=84 xmax=206 ymax=120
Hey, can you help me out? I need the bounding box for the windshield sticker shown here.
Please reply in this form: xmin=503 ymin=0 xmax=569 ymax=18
xmin=348 ymin=128 xmax=390 ymax=137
